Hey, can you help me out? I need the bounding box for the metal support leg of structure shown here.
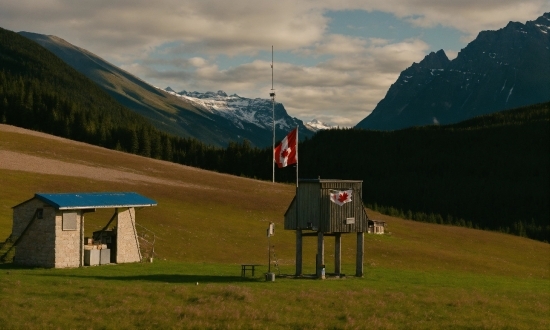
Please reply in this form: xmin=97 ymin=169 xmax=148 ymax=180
xmin=335 ymin=233 xmax=341 ymax=276
xmin=296 ymin=229 xmax=303 ymax=276
xmin=356 ymin=232 xmax=364 ymax=277
xmin=317 ymin=231 xmax=325 ymax=279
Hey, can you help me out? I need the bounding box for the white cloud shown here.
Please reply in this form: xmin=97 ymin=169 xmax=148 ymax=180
xmin=1 ymin=0 xmax=548 ymax=126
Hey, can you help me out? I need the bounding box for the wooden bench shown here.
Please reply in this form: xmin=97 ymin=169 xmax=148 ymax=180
xmin=241 ymin=264 xmax=261 ymax=277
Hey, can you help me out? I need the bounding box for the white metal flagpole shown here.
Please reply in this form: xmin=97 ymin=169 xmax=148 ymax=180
xmin=270 ymin=46 xmax=276 ymax=183
xmin=296 ymin=126 xmax=298 ymax=188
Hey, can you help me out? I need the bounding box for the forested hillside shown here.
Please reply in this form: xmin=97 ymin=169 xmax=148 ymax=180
xmin=298 ymin=102 xmax=549 ymax=241
xmin=0 ymin=27 xmax=157 ymax=152
xmin=1 ymin=26 xmax=548 ymax=242
xmin=0 ymin=27 xmax=226 ymax=165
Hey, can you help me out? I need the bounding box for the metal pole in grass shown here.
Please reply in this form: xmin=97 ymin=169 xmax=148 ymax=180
xmin=267 ymin=222 xmax=274 ymax=277
xmin=270 ymin=46 xmax=276 ymax=183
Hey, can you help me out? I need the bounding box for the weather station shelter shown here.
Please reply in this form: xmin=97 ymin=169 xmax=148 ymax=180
xmin=8 ymin=192 xmax=157 ymax=268
xmin=284 ymin=179 xmax=369 ymax=278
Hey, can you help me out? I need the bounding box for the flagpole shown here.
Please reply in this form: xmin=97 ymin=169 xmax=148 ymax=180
xmin=296 ymin=126 xmax=299 ymax=188
xmin=270 ymin=46 xmax=276 ymax=183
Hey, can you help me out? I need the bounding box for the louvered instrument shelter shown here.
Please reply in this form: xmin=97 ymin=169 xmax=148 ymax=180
xmin=284 ymin=179 xmax=369 ymax=278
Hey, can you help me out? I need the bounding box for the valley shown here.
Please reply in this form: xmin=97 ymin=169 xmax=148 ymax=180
xmin=0 ymin=124 xmax=548 ymax=329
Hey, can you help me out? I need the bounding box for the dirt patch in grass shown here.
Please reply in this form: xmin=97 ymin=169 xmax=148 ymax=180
xmin=0 ymin=149 xmax=205 ymax=189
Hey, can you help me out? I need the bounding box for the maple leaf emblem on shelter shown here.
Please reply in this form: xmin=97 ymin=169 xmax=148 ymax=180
xmin=330 ymin=189 xmax=353 ymax=206
xmin=338 ymin=192 xmax=349 ymax=203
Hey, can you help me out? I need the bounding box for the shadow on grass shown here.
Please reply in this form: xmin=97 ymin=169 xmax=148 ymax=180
xmin=42 ymin=274 xmax=264 ymax=284
xmin=0 ymin=264 xmax=264 ymax=283
xmin=0 ymin=263 xmax=326 ymax=282
xmin=0 ymin=262 xmax=32 ymax=270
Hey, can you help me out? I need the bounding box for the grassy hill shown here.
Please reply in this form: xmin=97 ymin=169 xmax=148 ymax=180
xmin=0 ymin=124 xmax=548 ymax=329
xmin=3 ymin=25 xmax=548 ymax=241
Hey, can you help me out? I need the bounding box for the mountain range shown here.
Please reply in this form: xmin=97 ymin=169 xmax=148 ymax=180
xmin=163 ymin=88 xmax=314 ymax=141
xmin=1 ymin=25 xmax=548 ymax=242
xmin=356 ymin=13 xmax=550 ymax=130
xmin=165 ymin=88 xmax=332 ymax=131
xmin=18 ymin=32 xmax=314 ymax=148
xmin=15 ymin=12 xmax=550 ymax=140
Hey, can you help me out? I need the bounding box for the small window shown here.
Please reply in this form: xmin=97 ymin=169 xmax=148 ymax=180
xmin=37 ymin=208 xmax=43 ymax=219
xmin=62 ymin=212 xmax=77 ymax=231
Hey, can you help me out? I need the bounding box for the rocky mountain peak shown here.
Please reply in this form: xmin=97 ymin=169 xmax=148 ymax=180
xmin=356 ymin=12 xmax=550 ymax=131
xmin=416 ymin=49 xmax=450 ymax=69
xmin=177 ymin=90 xmax=230 ymax=99
xmin=163 ymin=87 xmax=315 ymax=145
xmin=531 ymin=12 xmax=550 ymax=33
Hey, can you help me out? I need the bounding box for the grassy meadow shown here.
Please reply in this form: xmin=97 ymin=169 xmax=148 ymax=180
xmin=0 ymin=124 xmax=549 ymax=329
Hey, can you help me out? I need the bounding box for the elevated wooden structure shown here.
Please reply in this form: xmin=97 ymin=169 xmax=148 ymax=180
xmin=284 ymin=179 xmax=369 ymax=278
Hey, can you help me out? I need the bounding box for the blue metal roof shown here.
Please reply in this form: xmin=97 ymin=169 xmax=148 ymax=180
xmin=35 ymin=192 xmax=157 ymax=210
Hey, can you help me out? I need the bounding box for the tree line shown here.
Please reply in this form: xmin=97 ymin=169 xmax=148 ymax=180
xmin=295 ymin=104 xmax=549 ymax=242
xmin=1 ymin=26 xmax=548 ymax=242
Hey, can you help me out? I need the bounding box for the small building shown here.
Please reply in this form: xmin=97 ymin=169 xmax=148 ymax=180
xmin=9 ymin=192 xmax=156 ymax=268
xmin=284 ymin=179 xmax=369 ymax=278
xmin=368 ymin=220 xmax=386 ymax=234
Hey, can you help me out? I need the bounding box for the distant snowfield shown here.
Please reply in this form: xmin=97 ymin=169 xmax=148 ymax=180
xmin=162 ymin=88 xmax=330 ymax=132
xmin=164 ymin=89 xmax=293 ymax=130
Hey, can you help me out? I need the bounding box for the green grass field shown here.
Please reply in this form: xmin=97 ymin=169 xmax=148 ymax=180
xmin=0 ymin=124 xmax=549 ymax=329
xmin=1 ymin=262 xmax=548 ymax=329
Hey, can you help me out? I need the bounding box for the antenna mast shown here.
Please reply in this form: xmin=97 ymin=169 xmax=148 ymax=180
xmin=270 ymin=46 xmax=276 ymax=183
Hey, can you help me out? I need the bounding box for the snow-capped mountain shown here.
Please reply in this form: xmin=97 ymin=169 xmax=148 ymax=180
xmin=305 ymin=119 xmax=333 ymax=131
xmin=356 ymin=12 xmax=550 ymax=130
xmin=19 ymin=30 xmax=315 ymax=148
xmin=165 ymin=89 xmax=303 ymax=133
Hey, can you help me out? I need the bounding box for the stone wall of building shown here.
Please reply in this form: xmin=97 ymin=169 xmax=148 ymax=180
xmin=54 ymin=210 xmax=82 ymax=268
xmin=12 ymin=198 xmax=44 ymax=237
xmin=116 ymin=207 xmax=141 ymax=263
xmin=12 ymin=199 xmax=145 ymax=267
xmin=13 ymin=199 xmax=56 ymax=267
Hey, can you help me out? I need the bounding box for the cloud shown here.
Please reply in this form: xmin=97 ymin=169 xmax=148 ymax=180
xmin=1 ymin=0 xmax=329 ymax=59
xmin=4 ymin=0 xmax=545 ymax=58
xmin=330 ymin=0 xmax=548 ymax=34
xmin=1 ymin=0 xmax=548 ymax=126
xmin=134 ymin=35 xmax=429 ymax=126
xmin=269 ymin=38 xmax=429 ymax=126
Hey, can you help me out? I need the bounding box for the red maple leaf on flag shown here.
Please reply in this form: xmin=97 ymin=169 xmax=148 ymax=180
xmin=281 ymin=148 xmax=290 ymax=158
xmin=338 ymin=192 xmax=348 ymax=203
xmin=274 ymin=129 xmax=297 ymax=168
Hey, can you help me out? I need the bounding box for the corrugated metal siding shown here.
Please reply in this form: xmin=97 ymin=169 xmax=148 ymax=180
xmin=284 ymin=179 xmax=369 ymax=232
xmin=296 ymin=182 xmax=321 ymax=229
xmin=284 ymin=196 xmax=296 ymax=230
xmin=351 ymin=181 xmax=369 ymax=233
xmin=319 ymin=181 xmax=368 ymax=233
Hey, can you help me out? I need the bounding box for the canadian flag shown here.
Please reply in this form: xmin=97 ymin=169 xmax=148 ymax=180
xmin=274 ymin=128 xmax=297 ymax=168
xmin=330 ymin=189 xmax=353 ymax=206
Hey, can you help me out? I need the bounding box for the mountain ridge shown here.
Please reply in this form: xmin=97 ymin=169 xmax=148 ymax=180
xmin=163 ymin=88 xmax=307 ymax=134
xmin=19 ymin=32 xmax=314 ymax=147
xmin=356 ymin=12 xmax=550 ymax=130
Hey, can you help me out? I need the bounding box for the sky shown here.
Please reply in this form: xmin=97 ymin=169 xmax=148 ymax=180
xmin=1 ymin=1 xmax=549 ymax=127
